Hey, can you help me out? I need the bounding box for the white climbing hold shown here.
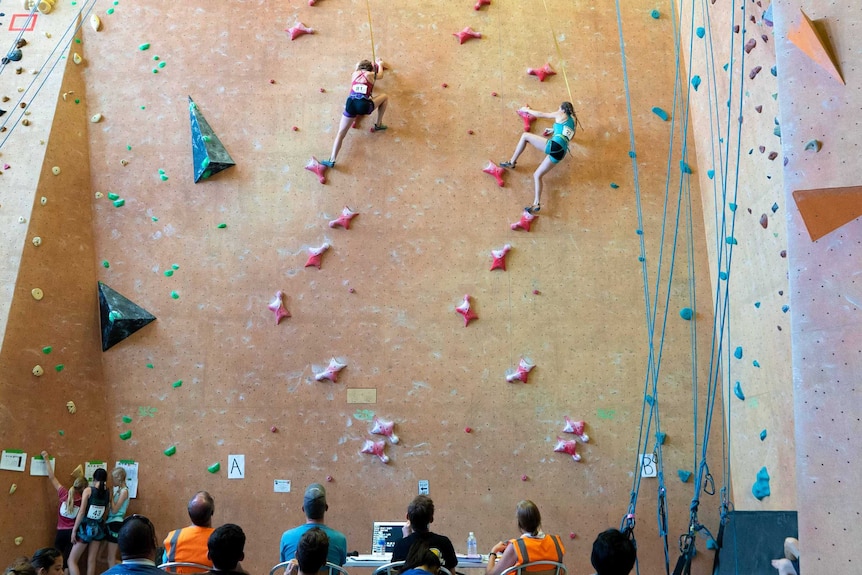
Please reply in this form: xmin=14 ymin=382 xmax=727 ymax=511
xmin=94 ymin=192 xmax=103 ymax=198
xmin=40 ymin=197 xmax=47 ymax=205
xmin=90 ymin=14 xmax=102 ymax=31
xmin=66 ymin=401 xmax=76 ymax=414
xmin=9 ymin=483 xmax=17 ymax=495
xmin=51 ymin=166 xmax=60 ymax=175
xmin=72 ymin=53 xmax=82 ymax=65
xmin=31 ymin=288 xmax=43 ymax=300
xmin=32 ymin=365 xmax=44 ymax=376
xmin=32 ymin=236 xmax=42 ymax=246
xmin=90 ymin=113 xmax=102 ymax=123
xmin=18 ymin=216 xmax=26 ymax=223
xmin=14 ymin=536 xmax=23 ymax=546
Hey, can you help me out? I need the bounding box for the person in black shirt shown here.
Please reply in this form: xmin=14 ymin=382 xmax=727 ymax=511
xmin=391 ymin=496 xmax=457 ymax=573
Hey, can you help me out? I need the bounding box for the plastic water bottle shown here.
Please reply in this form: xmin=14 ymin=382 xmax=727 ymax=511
xmin=376 ymin=533 xmax=386 ymax=556
xmin=467 ymin=532 xmax=478 ymax=558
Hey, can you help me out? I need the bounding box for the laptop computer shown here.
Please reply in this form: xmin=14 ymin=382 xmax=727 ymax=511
xmin=371 ymin=521 xmax=404 ymax=556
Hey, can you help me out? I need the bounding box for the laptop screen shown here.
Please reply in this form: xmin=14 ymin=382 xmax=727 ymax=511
xmin=372 ymin=521 xmax=404 ymax=555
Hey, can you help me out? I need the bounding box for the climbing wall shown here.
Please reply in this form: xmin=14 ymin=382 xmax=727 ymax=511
xmin=772 ymin=1 xmax=862 ymax=573
xmin=0 ymin=2 xmax=727 ymax=574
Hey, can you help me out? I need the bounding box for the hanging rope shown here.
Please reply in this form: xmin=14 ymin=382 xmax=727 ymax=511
xmin=365 ymin=0 xmax=376 ymax=64
xmin=540 ymin=0 xmax=583 ymax=131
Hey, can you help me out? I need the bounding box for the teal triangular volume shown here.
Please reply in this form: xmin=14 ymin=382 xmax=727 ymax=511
xmin=98 ymin=282 xmax=156 ymax=351
xmin=189 ymin=96 xmax=235 ymax=183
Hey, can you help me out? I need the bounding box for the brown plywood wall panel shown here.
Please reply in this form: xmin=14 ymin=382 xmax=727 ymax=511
xmin=0 ymin=2 xmax=727 ymax=574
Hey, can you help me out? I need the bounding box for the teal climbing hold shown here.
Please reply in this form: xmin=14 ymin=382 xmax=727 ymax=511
xmin=771 ymin=203 xmax=779 ymax=213
xmin=636 ymin=229 xmax=643 ymax=235
xmin=782 ymin=305 xmax=789 ymax=313
xmin=726 ymin=236 xmax=737 ymax=245
xmin=734 ymin=381 xmax=745 ymax=400
xmin=650 ymin=9 xmax=660 ymax=19
xmin=628 ymin=151 xmax=636 ymax=158
xmin=752 ymin=467 xmax=770 ymax=500
xmin=656 ymin=432 xmax=666 ymax=445
xmin=652 ymin=107 xmax=669 ymax=121
xmin=610 ymin=182 xmax=619 ymax=189
xmin=691 ymin=75 xmax=701 ymax=91
xmin=680 ymin=161 xmax=692 ymax=174
xmin=706 ymin=539 xmax=717 ymax=550
xmin=113 ymin=199 xmax=125 ymax=208
xmin=170 ymin=291 xmax=179 ymax=299
xmin=760 ymin=429 xmax=767 ymax=441
xmin=728 ymin=203 xmax=737 ymax=212
xmin=678 ymin=469 xmax=692 ymax=483
xmin=645 ymin=395 xmax=654 ymax=406
xmin=753 ymin=360 xmax=760 ymax=368
xmin=754 ymin=301 xmax=761 ymax=308
xmin=734 ymin=346 xmax=743 ymax=359
xmin=696 ymin=27 xmax=705 ymax=38
xmin=107 ymin=192 xmax=119 ymax=200
xmin=679 ymin=307 xmax=693 ymax=320
xmin=171 ymin=264 xmax=179 ymax=270
xmin=719 ymin=271 xmax=728 ymax=280
xmin=707 ymin=169 xmax=715 ymax=179
xmin=164 ymin=270 xmax=174 ymax=277
xmin=139 ymin=43 xmax=150 ymax=51
xmin=638 ymin=256 xmax=645 ymax=262
xmin=158 ymin=61 xmax=166 ymax=69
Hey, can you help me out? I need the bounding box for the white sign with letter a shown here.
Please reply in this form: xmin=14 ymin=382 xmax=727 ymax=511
xmin=228 ymin=455 xmax=245 ymax=479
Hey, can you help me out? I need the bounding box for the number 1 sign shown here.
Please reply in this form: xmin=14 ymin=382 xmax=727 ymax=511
xmin=0 ymin=450 xmax=28 ymax=472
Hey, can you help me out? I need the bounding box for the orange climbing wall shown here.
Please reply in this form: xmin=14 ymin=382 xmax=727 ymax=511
xmin=0 ymin=2 xmax=725 ymax=574
xmin=773 ymin=1 xmax=862 ymax=573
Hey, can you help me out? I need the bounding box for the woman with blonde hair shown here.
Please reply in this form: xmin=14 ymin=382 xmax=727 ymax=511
xmin=104 ymin=467 xmax=131 ymax=567
xmin=41 ymin=451 xmax=87 ymax=575
xmin=485 ymin=500 xmax=565 ymax=575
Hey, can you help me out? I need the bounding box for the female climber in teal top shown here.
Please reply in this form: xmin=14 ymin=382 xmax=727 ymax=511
xmin=499 ymin=102 xmax=577 ymax=214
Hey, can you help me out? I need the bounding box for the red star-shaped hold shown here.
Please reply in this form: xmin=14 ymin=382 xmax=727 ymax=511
xmin=455 ymin=294 xmax=478 ymax=326
xmin=454 ymin=26 xmax=482 ymax=45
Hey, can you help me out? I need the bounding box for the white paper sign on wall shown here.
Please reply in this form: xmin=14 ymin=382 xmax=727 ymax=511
xmin=640 ymin=453 xmax=657 ymax=478
xmin=0 ymin=450 xmax=27 ymax=472
xmin=274 ymin=480 xmax=291 ymax=493
xmin=228 ymin=455 xmax=245 ymax=479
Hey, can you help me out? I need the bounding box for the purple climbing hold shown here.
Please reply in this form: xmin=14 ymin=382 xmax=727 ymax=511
xmin=760 ymin=214 xmax=768 ymax=229
xmin=744 ymin=38 xmax=756 ymax=54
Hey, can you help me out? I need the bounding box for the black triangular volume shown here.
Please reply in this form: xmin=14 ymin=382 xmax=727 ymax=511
xmin=98 ymin=282 xmax=156 ymax=351
xmin=189 ymin=96 xmax=235 ymax=183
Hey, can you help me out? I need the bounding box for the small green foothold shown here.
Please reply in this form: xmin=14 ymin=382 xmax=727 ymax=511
xmin=108 ymin=310 xmax=122 ymax=321
xmin=153 ymin=69 xmax=159 ymax=74
xmin=164 ymin=445 xmax=177 ymax=457
xmin=153 ymin=55 xmax=160 ymax=61
xmin=202 ymin=135 xmax=210 ymax=142
xmin=200 ymin=170 xmax=212 ymax=180
xmin=171 ymin=291 xmax=179 ymax=299
xmin=140 ymin=106 xmax=146 ymax=110
xmin=113 ymin=1 xmax=118 ymax=5
xmin=160 ymin=175 xmax=168 ymax=181
xmin=172 ymin=380 xmax=182 ymax=388
xmin=146 ymin=363 xmax=154 ymax=369
xmin=127 ymin=145 xmax=132 ymax=151
xmin=42 ymin=346 xmax=52 ymax=354
xmin=58 ymin=430 xmax=65 ymax=436
xmin=164 ymin=270 xmax=174 ymax=277
xmin=74 ymin=99 xmax=80 ymax=104
xmin=152 ymin=217 xmax=159 ymax=222
xmin=55 ymin=364 xmax=64 ymax=372
xmin=201 ymin=157 xmax=210 ymax=169
xmin=139 ymin=43 xmax=150 ymax=51
xmin=122 ymin=416 xmax=132 ymax=423
xmin=158 ymin=169 xmax=165 ymax=174
xmin=107 ymin=192 xmax=119 ymax=200
xmin=207 ymin=462 xmax=220 ymax=473
xmin=102 ymin=260 xmax=110 ymax=268
xmin=158 ymin=61 xmax=166 ymax=69
xmin=119 ymin=430 xmax=132 ymax=440
xmin=217 ymin=223 xmax=227 ymax=229
xmin=75 ymin=38 xmax=81 ymax=44
xmin=106 ymin=7 xmax=114 ymax=14
xmin=113 ymin=199 xmax=125 ymax=208
xmin=171 ymin=264 xmax=179 ymax=270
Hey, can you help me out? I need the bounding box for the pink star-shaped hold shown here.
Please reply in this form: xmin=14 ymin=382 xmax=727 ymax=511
xmin=314 ymin=357 xmax=347 ymax=382
xmin=454 ymin=26 xmax=482 ymax=45
xmin=455 ymin=294 xmax=478 ymax=326
xmin=474 ymin=0 xmax=491 ymax=9
xmin=329 ymin=206 xmax=358 ymax=230
xmin=511 ymin=209 xmax=536 ymax=232
xmin=490 ymin=244 xmax=511 ymax=271
xmin=517 ymin=108 xmax=537 ymax=132
xmin=506 ymin=357 xmax=535 ymax=383
xmin=305 ymin=156 xmax=328 ymax=184
xmin=483 ymin=161 xmax=506 ymax=187
xmin=267 ymin=290 xmax=291 ymax=325
xmin=554 ymin=437 xmax=582 ymax=461
xmin=370 ymin=416 xmax=399 ymax=444
xmin=305 ymin=243 xmax=330 ymax=269
xmin=361 ymin=439 xmax=389 ymax=463
xmin=286 ymin=22 xmax=314 ymax=41
xmin=563 ymin=416 xmax=590 ymax=442
xmin=527 ymin=63 xmax=556 ymax=82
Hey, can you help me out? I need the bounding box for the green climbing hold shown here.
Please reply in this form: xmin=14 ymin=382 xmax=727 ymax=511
xmin=75 ymin=38 xmax=81 ymax=44
xmin=146 ymin=363 xmax=154 ymax=369
xmin=202 ymin=135 xmax=210 ymax=142
xmin=141 ymin=106 xmax=146 ymax=110
xmin=152 ymin=69 xmax=159 ymax=74
xmin=170 ymin=291 xmax=179 ymax=299
xmin=171 ymin=264 xmax=179 ymax=270
xmin=217 ymin=223 xmax=227 ymax=229
xmin=55 ymin=364 xmax=64 ymax=372
xmin=152 ymin=217 xmax=159 ymax=222
xmin=207 ymin=462 xmax=220 ymax=473
xmin=153 ymin=55 xmax=160 ymax=61
xmin=106 ymin=7 xmax=114 ymax=14
xmin=164 ymin=445 xmax=177 ymax=457
xmin=107 ymin=192 xmax=119 ymax=200
xmin=158 ymin=62 xmax=166 ymax=69
xmin=160 ymin=174 xmax=169 ymax=181
xmin=113 ymin=199 xmax=125 ymax=208
xmin=127 ymin=145 xmax=132 ymax=151
xmin=122 ymin=416 xmax=133 ymax=423
xmin=119 ymin=430 xmax=132 ymax=440
xmin=610 ymin=183 xmax=619 ymax=189
xmin=102 ymin=260 xmax=110 ymax=268
xmin=108 ymin=310 xmax=122 ymax=321
xmin=172 ymin=380 xmax=182 ymax=388
xmin=58 ymin=430 xmax=65 ymax=436
xmin=139 ymin=43 xmax=150 ymax=51
xmin=200 ymin=170 xmax=212 ymax=180
xmin=74 ymin=99 xmax=80 ymax=104
xmin=678 ymin=469 xmax=692 ymax=482
xmin=201 ymin=157 xmax=210 ymax=169
xmin=42 ymin=346 xmax=52 ymax=354
xmin=164 ymin=270 xmax=174 ymax=277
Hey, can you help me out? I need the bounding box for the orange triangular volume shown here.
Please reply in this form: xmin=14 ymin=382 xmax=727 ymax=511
xmin=792 ymin=186 xmax=862 ymax=241
xmin=787 ymin=9 xmax=844 ymax=85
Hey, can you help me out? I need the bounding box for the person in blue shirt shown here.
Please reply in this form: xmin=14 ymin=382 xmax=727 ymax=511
xmin=499 ymin=102 xmax=578 ymax=214
xmin=279 ymin=484 xmax=347 ymax=566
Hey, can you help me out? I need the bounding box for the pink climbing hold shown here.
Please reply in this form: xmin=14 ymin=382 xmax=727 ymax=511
xmin=329 ymin=206 xmax=358 ymax=229
xmin=569 ymin=532 xmax=577 ymax=540
xmin=483 ymin=161 xmax=506 ymax=187
xmin=267 ymin=290 xmax=291 ymax=325
xmin=465 ymin=426 xmax=473 ymax=433
xmin=371 ymin=416 xmax=399 ymax=444
xmin=453 ymin=26 xmax=482 ymax=45
xmin=455 ymin=294 xmax=478 ymax=327
xmin=517 ymin=108 xmax=537 ymax=132
xmin=305 ymin=156 xmax=328 ymax=184
xmin=361 ymin=439 xmax=389 ymax=463
xmin=744 ymin=38 xmax=756 ymax=53
xmin=562 ymin=416 xmax=590 ymax=442
xmin=474 ymin=0 xmax=490 ymax=9
xmin=271 ymin=426 xmax=278 ymax=433
xmin=305 ymin=243 xmax=330 ymax=269
xmin=553 ymin=437 xmax=582 ymax=461
xmin=490 ymin=244 xmax=511 ymax=271
xmin=749 ymin=65 xmax=762 ymax=79
xmin=314 ymin=357 xmax=347 ymax=382
xmin=527 ymin=63 xmax=556 ymax=82
xmin=325 ymin=475 xmax=333 ymax=482
xmin=511 ymin=209 xmax=536 ymax=232
xmin=506 ymin=357 xmax=535 ymax=383
xmin=308 ymin=0 xmax=318 ymax=4
xmin=521 ymin=474 xmax=529 ymax=481
xmin=286 ymin=22 xmax=314 ymax=41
